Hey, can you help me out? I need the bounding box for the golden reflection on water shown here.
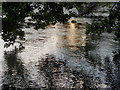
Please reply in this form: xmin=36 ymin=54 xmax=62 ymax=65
xmin=66 ymin=23 xmax=86 ymax=51
xmin=69 ymin=23 xmax=76 ymax=28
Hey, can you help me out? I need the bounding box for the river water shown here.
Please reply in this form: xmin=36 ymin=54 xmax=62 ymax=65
xmin=0 ymin=17 xmax=120 ymax=90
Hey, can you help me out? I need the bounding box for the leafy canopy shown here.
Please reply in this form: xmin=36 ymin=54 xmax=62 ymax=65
xmin=2 ymin=2 xmax=85 ymax=47
xmin=2 ymin=2 xmax=120 ymax=47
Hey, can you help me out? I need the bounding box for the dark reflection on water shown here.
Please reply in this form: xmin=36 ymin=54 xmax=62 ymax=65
xmin=2 ymin=49 xmax=29 ymax=89
xmin=39 ymin=54 xmax=85 ymax=89
xmin=84 ymin=33 xmax=120 ymax=90
xmin=0 ymin=18 xmax=120 ymax=90
xmin=112 ymin=51 xmax=120 ymax=89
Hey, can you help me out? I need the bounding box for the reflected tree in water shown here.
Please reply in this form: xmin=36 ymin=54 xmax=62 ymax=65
xmin=3 ymin=48 xmax=29 ymax=89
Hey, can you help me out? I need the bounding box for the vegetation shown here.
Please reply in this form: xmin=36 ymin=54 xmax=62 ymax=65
xmin=2 ymin=2 xmax=120 ymax=47
xmin=2 ymin=2 xmax=84 ymax=47
xmin=86 ymin=2 xmax=120 ymax=40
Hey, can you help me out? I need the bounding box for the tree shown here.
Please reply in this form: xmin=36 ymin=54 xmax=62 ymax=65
xmin=2 ymin=2 xmax=120 ymax=47
xmin=2 ymin=2 xmax=84 ymax=47
xmin=2 ymin=2 xmax=32 ymax=47
xmin=86 ymin=2 xmax=120 ymax=40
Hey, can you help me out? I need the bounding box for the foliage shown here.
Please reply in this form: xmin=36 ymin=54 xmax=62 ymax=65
xmin=2 ymin=2 xmax=85 ymax=47
xmin=2 ymin=2 xmax=120 ymax=47
xmin=86 ymin=2 xmax=120 ymax=40
xmin=2 ymin=2 xmax=32 ymax=47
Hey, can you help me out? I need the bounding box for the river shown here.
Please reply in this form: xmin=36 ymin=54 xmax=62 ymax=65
xmin=0 ymin=17 xmax=120 ymax=89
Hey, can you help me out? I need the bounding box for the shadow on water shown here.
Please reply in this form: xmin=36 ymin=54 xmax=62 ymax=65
xmin=84 ymin=33 xmax=120 ymax=90
xmin=112 ymin=50 xmax=120 ymax=89
xmin=38 ymin=54 xmax=92 ymax=90
xmin=2 ymin=50 xmax=94 ymax=89
xmin=2 ymin=48 xmax=29 ymax=90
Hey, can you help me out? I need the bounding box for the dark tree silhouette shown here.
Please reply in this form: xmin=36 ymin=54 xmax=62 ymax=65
xmin=2 ymin=2 xmax=120 ymax=47
xmin=2 ymin=2 xmax=84 ymax=47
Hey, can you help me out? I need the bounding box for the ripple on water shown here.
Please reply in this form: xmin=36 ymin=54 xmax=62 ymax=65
xmin=0 ymin=17 xmax=120 ymax=89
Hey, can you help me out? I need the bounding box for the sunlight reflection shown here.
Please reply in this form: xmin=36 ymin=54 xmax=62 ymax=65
xmin=70 ymin=23 xmax=76 ymax=28
xmin=67 ymin=23 xmax=78 ymax=50
xmin=67 ymin=22 xmax=86 ymax=50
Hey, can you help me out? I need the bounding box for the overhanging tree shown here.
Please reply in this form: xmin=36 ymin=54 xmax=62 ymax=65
xmin=2 ymin=2 xmax=120 ymax=47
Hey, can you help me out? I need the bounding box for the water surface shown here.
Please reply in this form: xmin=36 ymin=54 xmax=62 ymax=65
xmin=0 ymin=17 xmax=120 ymax=89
